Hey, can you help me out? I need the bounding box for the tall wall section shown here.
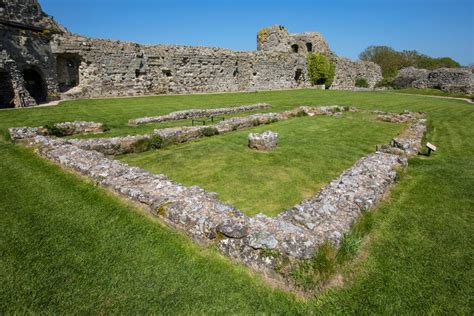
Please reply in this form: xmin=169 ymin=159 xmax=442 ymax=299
xmin=51 ymin=35 xmax=309 ymax=99
xmin=0 ymin=0 xmax=65 ymax=107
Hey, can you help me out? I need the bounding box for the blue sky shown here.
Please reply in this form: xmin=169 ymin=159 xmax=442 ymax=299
xmin=40 ymin=0 xmax=473 ymax=65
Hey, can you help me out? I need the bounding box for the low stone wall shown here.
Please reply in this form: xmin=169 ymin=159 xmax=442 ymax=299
xmin=56 ymin=106 xmax=351 ymax=155
xmin=22 ymin=106 xmax=426 ymax=286
xmin=9 ymin=121 xmax=105 ymax=140
xmin=129 ymin=103 xmax=271 ymax=125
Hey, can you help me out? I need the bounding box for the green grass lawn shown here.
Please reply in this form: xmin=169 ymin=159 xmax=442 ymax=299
xmin=391 ymin=87 xmax=474 ymax=100
xmin=118 ymin=112 xmax=403 ymax=216
xmin=1 ymin=89 xmax=472 ymax=314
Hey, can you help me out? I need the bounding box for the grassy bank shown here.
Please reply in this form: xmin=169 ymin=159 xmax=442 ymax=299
xmin=1 ymin=89 xmax=472 ymax=313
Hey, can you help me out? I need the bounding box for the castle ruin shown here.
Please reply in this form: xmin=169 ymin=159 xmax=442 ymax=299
xmin=0 ymin=0 xmax=382 ymax=108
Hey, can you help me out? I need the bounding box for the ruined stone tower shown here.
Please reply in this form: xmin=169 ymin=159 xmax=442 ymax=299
xmin=0 ymin=0 xmax=382 ymax=108
xmin=257 ymin=25 xmax=333 ymax=57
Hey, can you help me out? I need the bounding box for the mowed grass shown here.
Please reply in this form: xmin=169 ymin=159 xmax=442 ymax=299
xmin=391 ymin=87 xmax=474 ymax=100
xmin=118 ymin=113 xmax=402 ymax=216
xmin=0 ymin=89 xmax=473 ymax=314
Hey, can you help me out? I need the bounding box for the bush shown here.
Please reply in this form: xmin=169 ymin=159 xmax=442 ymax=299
xmin=129 ymin=138 xmax=152 ymax=153
xmin=149 ymin=134 xmax=164 ymax=149
xmin=355 ymin=78 xmax=369 ymax=88
xmin=307 ymin=53 xmax=336 ymax=88
xmin=296 ymin=110 xmax=308 ymax=117
xmin=200 ymin=127 xmax=219 ymax=137
xmin=375 ymin=78 xmax=398 ymax=89
xmin=101 ymin=123 xmax=110 ymax=132
xmin=44 ymin=124 xmax=68 ymax=137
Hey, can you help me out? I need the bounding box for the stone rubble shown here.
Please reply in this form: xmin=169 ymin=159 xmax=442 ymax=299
xmin=129 ymin=103 xmax=271 ymax=125
xmin=9 ymin=121 xmax=105 ymax=141
xmin=248 ymin=131 xmax=279 ymax=151
xmin=23 ymin=106 xmax=426 ymax=281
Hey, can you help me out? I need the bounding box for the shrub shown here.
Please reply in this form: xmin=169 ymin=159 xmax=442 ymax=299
xmin=307 ymin=53 xmax=336 ymax=88
xmin=200 ymin=127 xmax=219 ymax=137
xmin=45 ymin=124 xmax=68 ymax=137
xmin=257 ymin=28 xmax=270 ymax=43
xmin=375 ymin=78 xmax=398 ymax=89
xmin=355 ymin=78 xmax=369 ymax=88
xmin=129 ymin=138 xmax=152 ymax=153
xmin=149 ymin=134 xmax=164 ymax=149
xmin=296 ymin=110 xmax=308 ymax=117
xmin=101 ymin=123 xmax=110 ymax=132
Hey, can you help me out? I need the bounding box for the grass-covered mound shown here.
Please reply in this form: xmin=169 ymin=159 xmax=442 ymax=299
xmin=118 ymin=112 xmax=402 ymax=216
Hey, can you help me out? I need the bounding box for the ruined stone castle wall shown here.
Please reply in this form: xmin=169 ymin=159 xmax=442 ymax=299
xmin=332 ymin=57 xmax=383 ymax=90
xmin=394 ymin=66 xmax=473 ymax=94
xmin=0 ymin=0 xmax=66 ymax=107
xmin=51 ymin=34 xmax=309 ymax=99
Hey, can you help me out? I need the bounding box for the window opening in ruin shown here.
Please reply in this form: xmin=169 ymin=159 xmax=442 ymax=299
xmin=162 ymin=69 xmax=172 ymax=77
xmin=56 ymin=53 xmax=80 ymax=92
xmin=306 ymin=42 xmax=313 ymax=52
xmin=0 ymin=71 xmax=15 ymax=108
xmin=233 ymin=68 xmax=239 ymax=77
xmin=294 ymin=69 xmax=303 ymax=82
xmin=291 ymin=44 xmax=299 ymax=53
xmin=22 ymin=68 xmax=47 ymax=104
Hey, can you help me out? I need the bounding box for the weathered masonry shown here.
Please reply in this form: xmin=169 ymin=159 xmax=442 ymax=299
xmin=1 ymin=0 xmax=382 ymax=108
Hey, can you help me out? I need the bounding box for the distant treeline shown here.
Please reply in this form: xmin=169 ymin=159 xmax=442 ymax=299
xmin=359 ymin=46 xmax=460 ymax=78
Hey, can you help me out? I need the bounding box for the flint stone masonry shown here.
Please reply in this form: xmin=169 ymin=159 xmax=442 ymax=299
xmin=248 ymin=131 xmax=279 ymax=151
xmin=2 ymin=1 xmax=382 ymax=108
xmin=9 ymin=121 xmax=105 ymax=140
xmin=129 ymin=103 xmax=271 ymax=125
xmin=374 ymin=110 xmax=427 ymax=157
xmin=23 ymin=106 xmax=426 ymax=282
xmin=331 ymin=57 xmax=383 ymax=90
xmin=394 ymin=67 xmax=473 ymax=94
xmin=44 ymin=106 xmax=353 ymax=155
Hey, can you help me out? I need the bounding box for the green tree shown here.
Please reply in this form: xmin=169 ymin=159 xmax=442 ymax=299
xmin=307 ymin=53 xmax=336 ymax=87
xmin=359 ymin=46 xmax=402 ymax=78
xmin=360 ymin=46 xmax=461 ymax=79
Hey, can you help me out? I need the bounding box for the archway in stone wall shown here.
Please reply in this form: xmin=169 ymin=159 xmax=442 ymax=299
xmin=306 ymin=43 xmax=313 ymax=52
xmin=0 ymin=71 xmax=15 ymax=108
xmin=22 ymin=68 xmax=47 ymax=104
xmin=291 ymin=44 xmax=299 ymax=53
xmin=56 ymin=53 xmax=80 ymax=92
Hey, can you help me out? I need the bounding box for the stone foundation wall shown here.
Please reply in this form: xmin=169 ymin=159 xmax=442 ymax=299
xmin=129 ymin=103 xmax=271 ymax=125
xmin=19 ymin=106 xmax=426 ymax=286
xmin=9 ymin=121 xmax=105 ymax=140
